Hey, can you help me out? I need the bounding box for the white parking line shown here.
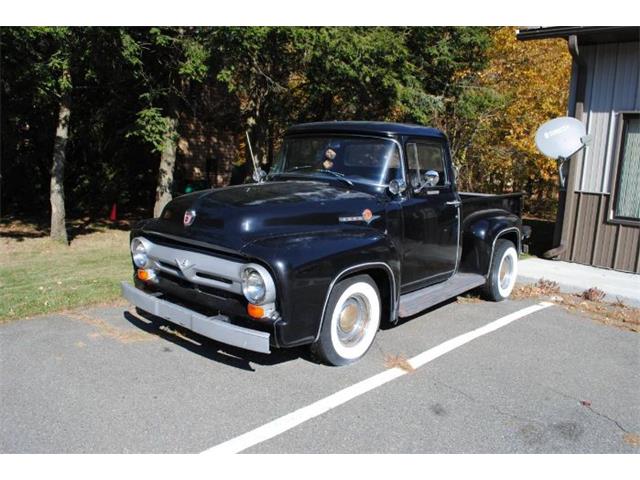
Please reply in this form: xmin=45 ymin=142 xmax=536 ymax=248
xmin=201 ymin=301 xmax=553 ymax=454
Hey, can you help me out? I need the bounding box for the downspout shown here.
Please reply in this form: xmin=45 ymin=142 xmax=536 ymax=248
xmin=568 ymin=34 xmax=588 ymax=117
xmin=543 ymin=34 xmax=586 ymax=259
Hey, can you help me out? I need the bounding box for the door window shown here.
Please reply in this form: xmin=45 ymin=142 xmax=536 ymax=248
xmin=406 ymin=141 xmax=447 ymax=188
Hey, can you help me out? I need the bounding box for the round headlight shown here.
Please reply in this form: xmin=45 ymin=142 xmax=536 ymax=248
xmin=133 ymin=252 xmax=148 ymax=268
xmin=241 ymin=267 xmax=266 ymax=304
xmin=131 ymin=237 xmax=149 ymax=268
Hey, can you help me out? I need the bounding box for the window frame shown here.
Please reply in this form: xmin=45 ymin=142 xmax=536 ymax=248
xmin=608 ymin=112 xmax=640 ymax=226
xmin=271 ymin=133 xmax=407 ymax=189
xmin=404 ymin=137 xmax=450 ymax=192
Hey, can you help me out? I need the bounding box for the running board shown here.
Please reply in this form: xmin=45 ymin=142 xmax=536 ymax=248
xmin=399 ymin=273 xmax=486 ymax=318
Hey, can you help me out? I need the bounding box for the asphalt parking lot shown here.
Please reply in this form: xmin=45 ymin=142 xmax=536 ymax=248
xmin=1 ymin=290 xmax=639 ymax=453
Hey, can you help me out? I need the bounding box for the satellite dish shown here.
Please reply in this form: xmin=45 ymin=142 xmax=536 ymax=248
xmin=535 ymin=116 xmax=587 ymax=159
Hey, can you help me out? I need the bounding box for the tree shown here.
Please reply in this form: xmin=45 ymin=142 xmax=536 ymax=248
xmin=210 ymin=27 xmax=302 ymax=170
xmin=291 ymin=27 xmax=412 ymax=122
xmin=2 ymin=27 xmax=513 ymax=222
xmin=210 ymin=26 xmax=494 ymax=171
xmin=395 ymin=26 xmax=498 ymax=183
xmin=121 ymin=27 xmax=208 ymax=217
xmin=1 ymin=27 xmax=76 ymax=242
xmin=468 ymin=27 xmax=571 ymax=215
xmin=48 ymin=29 xmax=74 ymax=243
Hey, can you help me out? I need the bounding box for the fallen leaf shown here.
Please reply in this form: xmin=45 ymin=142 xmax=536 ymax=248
xmin=623 ymin=432 xmax=640 ymax=446
xmin=384 ymin=354 xmax=415 ymax=373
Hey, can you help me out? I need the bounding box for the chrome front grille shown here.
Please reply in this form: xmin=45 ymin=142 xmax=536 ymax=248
xmin=143 ymin=238 xmax=244 ymax=295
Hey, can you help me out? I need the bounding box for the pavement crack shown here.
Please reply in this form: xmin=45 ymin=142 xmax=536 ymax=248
xmin=542 ymin=384 xmax=630 ymax=434
xmin=430 ymin=376 xmax=545 ymax=426
xmin=583 ymin=405 xmax=629 ymax=434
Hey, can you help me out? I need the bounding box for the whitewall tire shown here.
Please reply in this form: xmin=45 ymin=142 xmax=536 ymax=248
xmin=484 ymin=239 xmax=518 ymax=301
xmin=311 ymin=274 xmax=381 ymax=366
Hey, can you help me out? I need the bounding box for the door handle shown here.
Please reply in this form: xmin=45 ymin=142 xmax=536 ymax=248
xmin=446 ymin=200 xmax=461 ymax=207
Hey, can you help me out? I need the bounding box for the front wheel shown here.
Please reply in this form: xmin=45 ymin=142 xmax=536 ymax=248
xmin=311 ymin=274 xmax=381 ymax=366
xmin=483 ymin=239 xmax=518 ymax=301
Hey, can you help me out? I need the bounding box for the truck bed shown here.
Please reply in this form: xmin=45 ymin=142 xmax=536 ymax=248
xmin=459 ymin=192 xmax=524 ymax=220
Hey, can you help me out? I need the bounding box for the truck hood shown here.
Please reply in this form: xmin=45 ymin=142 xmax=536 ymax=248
xmin=140 ymin=181 xmax=386 ymax=253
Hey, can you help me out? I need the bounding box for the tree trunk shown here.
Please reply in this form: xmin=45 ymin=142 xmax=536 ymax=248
xmin=50 ymin=93 xmax=70 ymax=244
xmin=153 ymin=117 xmax=178 ymax=218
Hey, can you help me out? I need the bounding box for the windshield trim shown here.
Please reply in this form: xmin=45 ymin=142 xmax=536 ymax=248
xmin=270 ymin=133 xmax=406 ymax=188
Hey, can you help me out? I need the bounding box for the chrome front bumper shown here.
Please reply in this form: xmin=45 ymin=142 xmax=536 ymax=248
xmin=121 ymin=282 xmax=271 ymax=354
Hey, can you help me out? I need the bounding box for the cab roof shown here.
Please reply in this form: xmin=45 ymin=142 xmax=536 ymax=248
xmin=285 ymin=121 xmax=446 ymax=139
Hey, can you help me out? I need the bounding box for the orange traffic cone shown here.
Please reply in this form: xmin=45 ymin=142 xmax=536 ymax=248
xmin=109 ymin=203 xmax=117 ymax=222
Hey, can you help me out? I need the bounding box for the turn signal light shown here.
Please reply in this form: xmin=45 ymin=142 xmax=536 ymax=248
xmin=137 ymin=269 xmax=153 ymax=282
xmin=247 ymin=303 xmax=265 ymax=319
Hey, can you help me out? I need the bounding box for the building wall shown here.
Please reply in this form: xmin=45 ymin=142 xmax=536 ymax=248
xmin=561 ymin=41 xmax=640 ymax=273
xmin=177 ymin=117 xmax=243 ymax=188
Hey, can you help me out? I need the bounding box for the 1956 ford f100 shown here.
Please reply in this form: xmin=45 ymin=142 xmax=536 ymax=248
xmin=122 ymin=121 xmax=528 ymax=365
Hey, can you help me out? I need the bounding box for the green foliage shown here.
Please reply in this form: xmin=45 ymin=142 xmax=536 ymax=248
xmin=179 ymin=40 xmax=208 ymax=81
xmin=205 ymin=26 xmax=492 ymax=169
xmin=128 ymin=107 xmax=178 ymax=153
xmin=3 ymin=26 xmax=567 ymax=219
xmin=120 ymin=27 xmax=209 ymax=152
xmin=120 ymin=32 xmax=143 ymax=69
xmin=456 ymin=87 xmax=506 ymax=120
xmin=292 ymin=27 xmax=411 ymax=120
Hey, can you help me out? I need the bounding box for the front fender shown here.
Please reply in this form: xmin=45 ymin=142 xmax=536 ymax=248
xmin=241 ymin=229 xmax=400 ymax=347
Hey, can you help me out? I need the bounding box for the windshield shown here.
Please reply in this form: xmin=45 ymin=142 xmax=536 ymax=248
xmin=270 ymin=135 xmax=403 ymax=186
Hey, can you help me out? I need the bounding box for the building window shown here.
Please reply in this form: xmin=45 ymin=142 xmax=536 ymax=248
xmin=613 ymin=114 xmax=640 ymax=222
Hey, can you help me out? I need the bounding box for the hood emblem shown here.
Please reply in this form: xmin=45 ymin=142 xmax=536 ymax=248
xmin=183 ymin=209 xmax=196 ymax=227
xmin=175 ymin=258 xmax=195 ymax=275
xmin=339 ymin=208 xmax=380 ymax=225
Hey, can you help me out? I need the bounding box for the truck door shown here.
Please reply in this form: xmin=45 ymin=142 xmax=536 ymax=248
xmin=400 ymin=138 xmax=460 ymax=293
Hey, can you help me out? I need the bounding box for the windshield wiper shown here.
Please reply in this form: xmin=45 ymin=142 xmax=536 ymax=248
xmin=287 ymin=165 xmax=315 ymax=172
xmin=277 ymin=166 xmax=354 ymax=187
xmin=314 ymin=169 xmax=354 ymax=187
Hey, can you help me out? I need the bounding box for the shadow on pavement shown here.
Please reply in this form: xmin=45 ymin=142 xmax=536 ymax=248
xmin=0 ymin=214 xmax=136 ymax=242
xmin=123 ymin=309 xmax=314 ymax=371
xmin=381 ymin=296 xmax=460 ymax=330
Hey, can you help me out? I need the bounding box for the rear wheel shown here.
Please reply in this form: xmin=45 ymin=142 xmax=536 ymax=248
xmin=483 ymin=239 xmax=518 ymax=301
xmin=311 ymin=274 xmax=381 ymax=366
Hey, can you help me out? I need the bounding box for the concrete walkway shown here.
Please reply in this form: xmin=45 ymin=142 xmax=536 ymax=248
xmin=518 ymin=257 xmax=640 ymax=307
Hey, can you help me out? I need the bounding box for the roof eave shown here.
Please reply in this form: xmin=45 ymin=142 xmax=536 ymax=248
xmin=516 ymin=26 xmax=639 ymax=43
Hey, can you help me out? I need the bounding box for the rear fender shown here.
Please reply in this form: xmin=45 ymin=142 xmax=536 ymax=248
xmin=460 ymin=211 xmax=522 ymax=277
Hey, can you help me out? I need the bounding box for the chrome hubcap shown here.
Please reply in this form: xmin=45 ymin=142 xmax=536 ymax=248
xmin=499 ymin=255 xmax=513 ymax=290
xmin=337 ymin=294 xmax=370 ymax=346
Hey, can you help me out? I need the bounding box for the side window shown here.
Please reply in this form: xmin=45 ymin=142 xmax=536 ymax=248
xmin=613 ymin=115 xmax=640 ymax=222
xmin=406 ymin=141 xmax=447 ymax=188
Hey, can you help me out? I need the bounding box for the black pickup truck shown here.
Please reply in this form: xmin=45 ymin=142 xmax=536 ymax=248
xmin=122 ymin=122 xmax=528 ymax=365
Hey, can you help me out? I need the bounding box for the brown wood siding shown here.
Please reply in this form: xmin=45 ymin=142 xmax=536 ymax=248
xmin=570 ymin=193 xmax=600 ymax=264
xmin=561 ymin=191 xmax=640 ymax=273
xmin=592 ymin=194 xmax=617 ymax=267
xmin=615 ymin=224 xmax=640 ymax=272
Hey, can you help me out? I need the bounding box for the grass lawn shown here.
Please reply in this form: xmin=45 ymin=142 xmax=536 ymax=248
xmin=0 ymin=225 xmax=132 ymax=322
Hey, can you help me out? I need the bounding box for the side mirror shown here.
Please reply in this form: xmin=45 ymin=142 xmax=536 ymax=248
xmin=423 ymin=170 xmax=439 ymax=188
xmin=388 ymin=179 xmax=407 ymax=196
